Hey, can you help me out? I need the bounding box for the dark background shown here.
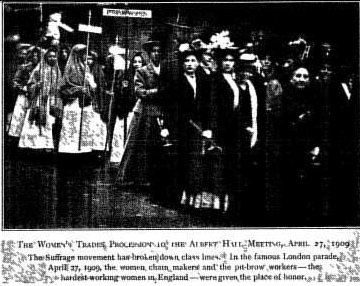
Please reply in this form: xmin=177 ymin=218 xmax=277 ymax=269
xmin=3 ymin=2 xmax=359 ymax=65
xmin=2 ymin=2 xmax=359 ymax=228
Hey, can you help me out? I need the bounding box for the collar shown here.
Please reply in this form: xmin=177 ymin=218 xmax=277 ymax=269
xmin=150 ymin=61 xmax=160 ymax=68
xmin=184 ymin=72 xmax=196 ymax=79
xmin=223 ymin=72 xmax=236 ymax=80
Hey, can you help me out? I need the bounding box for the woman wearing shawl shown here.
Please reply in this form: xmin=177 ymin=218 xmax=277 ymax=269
xmin=14 ymin=47 xmax=61 ymax=228
xmin=109 ymin=52 xmax=145 ymax=164
xmin=18 ymin=46 xmax=62 ymax=150
xmin=58 ymin=44 xmax=70 ymax=75
xmin=8 ymin=46 xmax=41 ymax=140
xmin=58 ymin=44 xmax=106 ymax=154
xmin=88 ymin=50 xmax=108 ymax=154
xmin=56 ymin=44 xmax=106 ymax=227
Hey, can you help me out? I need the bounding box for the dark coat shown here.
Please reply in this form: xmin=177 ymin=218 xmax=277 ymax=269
xmin=166 ymin=70 xmax=212 ymax=137
xmin=164 ymin=70 xmax=213 ymax=194
xmin=212 ymin=73 xmax=254 ymax=151
xmin=211 ymin=73 xmax=258 ymax=196
xmin=280 ymin=84 xmax=321 ymax=168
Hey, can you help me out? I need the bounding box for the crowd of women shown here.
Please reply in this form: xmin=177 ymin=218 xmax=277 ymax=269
xmin=5 ymin=27 xmax=358 ymax=226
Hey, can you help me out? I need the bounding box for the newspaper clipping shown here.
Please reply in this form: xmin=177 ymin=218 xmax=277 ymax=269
xmin=1 ymin=1 xmax=359 ymax=285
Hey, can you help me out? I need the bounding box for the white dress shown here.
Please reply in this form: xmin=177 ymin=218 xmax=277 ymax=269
xmin=110 ymin=112 xmax=134 ymax=163
xmin=91 ymin=110 xmax=108 ymax=152
xmin=18 ymin=97 xmax=55 ymax=149
xmin=58 ymin=98 xmax=94 ymax=153
xmin=8 ymin=93 xmax=28 ymax=137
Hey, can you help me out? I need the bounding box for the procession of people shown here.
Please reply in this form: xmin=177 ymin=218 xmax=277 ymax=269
xmin=4 ymin=4 xmax=358 ymax=228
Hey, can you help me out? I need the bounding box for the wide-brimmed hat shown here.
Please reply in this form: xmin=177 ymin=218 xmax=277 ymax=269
xmin=239 ymin=52 xmax=257 ymax=62
xmin=215 ymin=47 xmax=240 ymax=61
xmin=17 ymin=43 xmax=31 ymax=51
xmin=178 ymin=43 xmax=202 ymax=61
xmin=142 ymin=40 xmax=162 ymax=53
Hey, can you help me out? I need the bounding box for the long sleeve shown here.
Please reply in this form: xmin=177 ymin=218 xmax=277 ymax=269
xmin=27 ymin=67 xmax=41 ymax=104
xmin=13 ymin=64 xmax=33 ymax=94
xmin=134 ymin=68 xmax=159 ymax=100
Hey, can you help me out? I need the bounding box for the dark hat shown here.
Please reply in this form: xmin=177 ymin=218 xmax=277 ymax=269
xmin=191 ymin=38 xmax=207 ymax=51
xmin=318 ymin=42 xmax=334 ymax=64
xmin=215 ymin=47 xmax=240 ymax=60
xmin=238 ymin=42 xmax=257 ymax=62
xmin=142 ymin=40 xmax=162 ymax=53
xmin=59 ymin=43 xmax=70 ymax=52
xmin=46 ymin=45 xmax=59 ymax=54
xmin=178 ymin=43 xmax=202 ymax=62
xmin=27 ymin=46 xmax=42 ymax=58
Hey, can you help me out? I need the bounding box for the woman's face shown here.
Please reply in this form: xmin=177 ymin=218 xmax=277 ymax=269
xmin=31 ymin=51 xmax=40 ymax=65
xmin=59 ymin=49 xmax=69 ymax=61
xmin=290 ymin=67 xmax=310 ymax=89
xmin=132 ymin=56 xmax=143 ymax=70
xmin=183 ymin=55 xmax=199 ymax=75
xmin=261 ymin=55 xmax=272 ymax=72
xmin=202 ymin=53 xmax=214 ymax=67
xmin=82 ymin=54 xmax=94 ymax=67
xmin=319 ymin=64 xmax=333 ymax=81
xmin=46 ymin=51 xmax=58 ymax=67
xmin=18 ymin=49 xmax=28 ymax=63
xmin=149 ymin=46 xmax=161 ymax=65
xmin=221 ymin=54 xmax=235 ymax=73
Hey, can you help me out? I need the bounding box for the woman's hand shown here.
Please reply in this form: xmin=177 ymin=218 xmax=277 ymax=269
xmin=85 ymin=72 xmax=97 ymax=89
xmin=142 ymin=88 xmax=158 ymax=98
xmin=160 ymin=128 xmax=169 ymax=138
xmin=202 ymin=130 xmax=213 ymax=139
xmin=246 ymin=126 xmax=258 ymax=148
xmin=122 ymin=80 xmax=129 ymax=88
xmin=106 ymin=91 xmax=114 ymax=97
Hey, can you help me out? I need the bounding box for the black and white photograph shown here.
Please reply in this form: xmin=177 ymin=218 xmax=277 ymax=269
xmin=2 ymin=1 xmax=359 ymax=229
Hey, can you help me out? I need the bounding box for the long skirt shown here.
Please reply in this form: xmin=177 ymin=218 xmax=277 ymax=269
xmin=117 ymin=111 xmax=162 ymax=188
xmin=91 ymin=111 xmax=108 ymax=152
xmin=18 ymin=99 xmax=55 ymax=150
xmin=58 ymin=99 xmax=95 ymax=154
xmin=110 ymin=112 xmax=134 ymax=164
xmin=8 ymin=94 xmax=28 ymax=137
xmin=179 ymin=128 xmax=227 ymax=212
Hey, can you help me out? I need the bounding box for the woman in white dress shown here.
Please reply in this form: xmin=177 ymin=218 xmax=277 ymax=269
xmin=13 ymin=47 xmax=61 ymax=228
xmin=18 ymin=47 xmax=62 ymax=151
xmin=56 ymin=44 xmax=107 ymax=227
xmin=8 ymin=46 xmax=41 ymax=142
xmin=88 ymin=50 xmax=108 ymax=155
xmin=58 ymin=44 xmax=101 ymax=154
